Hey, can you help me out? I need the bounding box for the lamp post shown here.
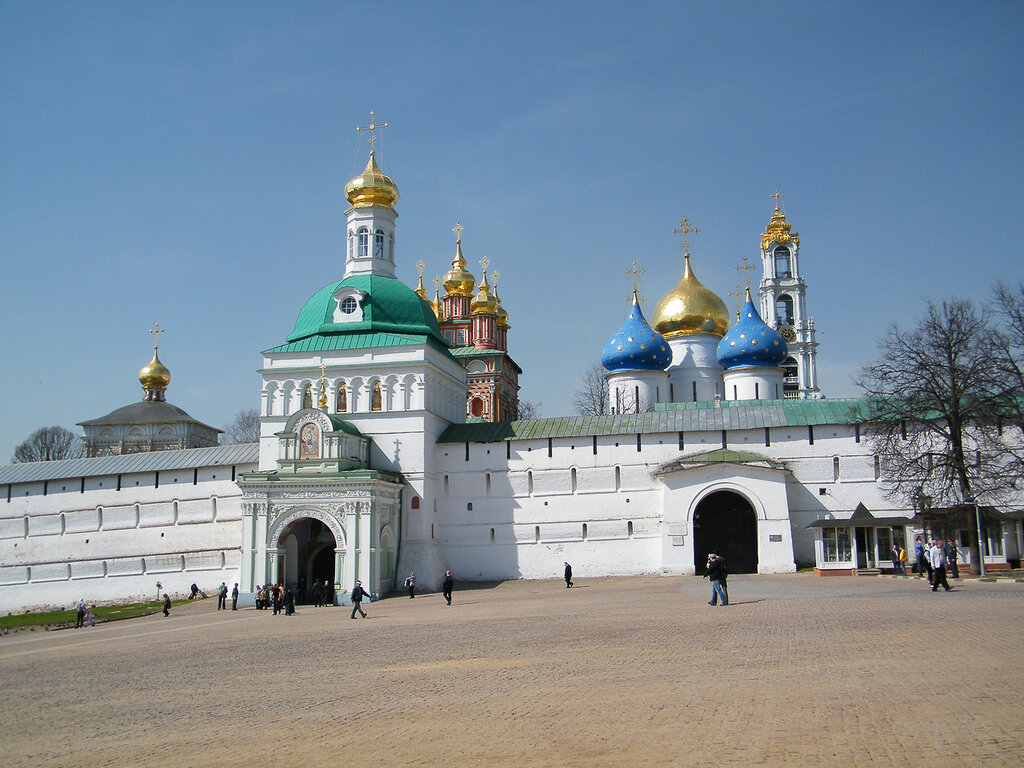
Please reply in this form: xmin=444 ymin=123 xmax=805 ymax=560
xmin=971 ymin=499 xmax=987 ymax=577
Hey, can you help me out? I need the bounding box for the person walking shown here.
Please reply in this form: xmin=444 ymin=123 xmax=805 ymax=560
xmin=914 ymin=537 xmax=930 ymax=581
xmin=76 ymin=598 xmax=86 ymax=629
xmin=930 ymin=539 xmax=952 ymax=592
xmin=284 ymin=588 xmax=296 ymax=615
xmin=405 ymin=572 xmax=416 ymax=598
xmin=350 ymin=581 xmax=369 ymax=619
xmin=271 ymin=584 xmax=281 ymax=615
xmin=564 ymin=562 xmax=573 ymax=588
xmin=217 ymin=582 xmax=228 ymax=610
xmin=899 ymin=544 xmax=908 ymax=574
xmin=706 ymin=553 xmax=729 ymax=606
xmin=231 ymin=583 xmax=239 ymax=611
xmin=312 ymin=579 xmax=323 ymax=607
xmin=890 ymin=544 xmax=902 ymax=576
xmin=946 ymin=538 xmax=960 ymax=579
xmin=442 ymin=570 xmax=454 ymax=605
xmin=162 ymin=593 xmax=172 ymax=617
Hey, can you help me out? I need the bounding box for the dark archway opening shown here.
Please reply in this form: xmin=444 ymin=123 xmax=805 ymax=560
xmin=277 ymin=518 xmax=336 ymax=604
xmin=693 ymin=491 xmax=758 ymax=575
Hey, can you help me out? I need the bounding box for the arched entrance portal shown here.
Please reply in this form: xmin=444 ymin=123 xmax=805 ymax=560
xmin=693 ymin=491 xmax=758 ymax=574
xmin=277 ymin=517 xmax=337 ymax=603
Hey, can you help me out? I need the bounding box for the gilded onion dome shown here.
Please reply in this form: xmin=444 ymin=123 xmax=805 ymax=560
xmin=344 ymin=151 xmax=399 ymax=209
xmin=717 ymin=288 xmax=787 ymax=370
xmin=443 ymin=235 xmax=476 ymax=297
xmin=652 ymin=253 xmax=730 ymax=338
xmin=471 ymin=271 xmax=497 ymax=315
xmin=602 ymin=292 xmax=672 ymax=372
xmin=494 ymin=286 xmax=509 ymax=328
xmin=139 ymin=348 xmax=171 ymax=392
xmin=761 ymin=204 xmax=799 ymax=250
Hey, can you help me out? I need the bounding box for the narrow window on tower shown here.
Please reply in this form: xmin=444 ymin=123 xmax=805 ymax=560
xmin=358 ymin=228 xmax=369 ymax=258
xmin=374 ymin=229 xmax=384 ymax=258
xmin=833 ymin=456 xmax=840 ymax=482
xmin=614 ymin=466 xmax=621 ymax=491
xmin=571 ymin=467 xmax=577 ymax=492
xmin=582 ymin=523 xmax=588 ymax=540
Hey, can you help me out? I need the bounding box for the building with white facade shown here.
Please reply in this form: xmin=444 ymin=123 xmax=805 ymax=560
xmin=2 ymin=142 xmax=1022 ymax=613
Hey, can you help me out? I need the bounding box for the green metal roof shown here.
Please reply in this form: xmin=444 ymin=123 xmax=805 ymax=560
xmin=264 ymin=332 xmax=451 ymax=355
xmin=436 ymin=398 xmax=868 ymax=443
xmin=265 ymin=274 xmax=449 ymax=356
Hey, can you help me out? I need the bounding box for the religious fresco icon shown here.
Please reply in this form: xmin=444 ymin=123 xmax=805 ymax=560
xmin=299 ymin=423 xmax=320 ymax=459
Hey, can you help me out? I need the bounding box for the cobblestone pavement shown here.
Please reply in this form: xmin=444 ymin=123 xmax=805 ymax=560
xmin=2 ymin=573 xmax=1022 ymax=767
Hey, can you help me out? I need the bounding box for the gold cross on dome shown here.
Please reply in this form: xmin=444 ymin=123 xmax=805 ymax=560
xmin=736 ymin=255 xmax=757 ymax=288
xmin=416 ymin=260 xmax=425 ymax=279
xmin=491 ymin=270 xmax=501 ymax=289
xmin=452 ymin=220 xmax=464 ymax=243
xmin=728 ymin=283 xmax=743 ymax=317
xmin=356 ymin=111 xmax=388 ymax=154
xmin=625 ymin=260 xmax=645 ymax=293
xmin=770 ymin=189 xmax=784 ymax=212
xmin=149 ymin=323 xmax=164 ymax=350
xmin=479 ymin=256 xmax=490 ymax=274
xmin=433 ymin=275 xmax=441 ymax=291
xmin=672 ymin=217 xmax=699 ymax=255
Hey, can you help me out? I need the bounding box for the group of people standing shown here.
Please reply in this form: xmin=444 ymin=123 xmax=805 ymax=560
xmin=310 ymin=579 xmax=335 ymax=607
xmin=254 ymin=584 xmax=296 ymax=615
xmin=914 ymin=535 xmax=958 ymax=591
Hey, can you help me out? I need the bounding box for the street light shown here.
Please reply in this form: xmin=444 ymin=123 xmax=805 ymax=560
xmin=968 ymin=498 xmax=987 ymax=577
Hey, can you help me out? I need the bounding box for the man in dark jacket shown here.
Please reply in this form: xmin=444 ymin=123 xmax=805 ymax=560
xmin=350 ymin=581 xmax=369 ymax=619
xmin=564 ymin=562 xmax=573 ymax=588
xmin=707 ymin=554 xmax=728 ymax=606
xmin=442 ymin=570 xmax=454 ymax=605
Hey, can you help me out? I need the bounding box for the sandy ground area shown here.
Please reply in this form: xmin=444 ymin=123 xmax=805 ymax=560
xmin=2 ymin=573 xmax=1022 ymax=767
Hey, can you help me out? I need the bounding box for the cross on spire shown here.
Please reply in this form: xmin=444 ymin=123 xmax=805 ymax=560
xmin=728 ymin=283 xmax=744 ymax=317
xmin=625 ymin=260 xmax=645 ymax=293
xmin=356 ymin=111 xmax=388 ymax=154
xmin=416 ymin=260 xmax=425 ymax=278
xmin=672 ymin=217 xmax=699 ymax=256
xmin=452 ymin=220 xmax=464 ymax=243
xmin=433 ymin=275 xmax=441 ymax=291
xmin=735 ymin=254 xmax=757 ymax=288
xmin=479 ymin=256 xmax=490 ymax=274
xmin=491 ymin=270 xmax=500 ymax=289
xmin=770 ymin=189 xmax=784 ymax=212
xmin=149 ymin=323 xmax=164 ymax=350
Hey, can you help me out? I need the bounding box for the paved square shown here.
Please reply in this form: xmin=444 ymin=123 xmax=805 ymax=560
xmin=2 ymin=573 xmax=1022 ymax=767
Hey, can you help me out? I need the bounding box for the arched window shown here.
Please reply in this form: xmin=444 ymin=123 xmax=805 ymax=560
xmin=776 ymin=294 xmax=794 ymax=325
xmin=302 ymin=385 xmax=313 ymax=409
xmin=336 ymin=383 xmax=347 ymax=413
xmin=374 ymin=229 xmax=385 ymax=258
xmin=833 ymin=456 xmax=841 ymax=482
xmin=358 ymin=228 xmax=369 ymax=258
xmin=372 ymin=381 xmax=382 ymax=411
xmin=774 ymin=247 xmax=791 ymax=278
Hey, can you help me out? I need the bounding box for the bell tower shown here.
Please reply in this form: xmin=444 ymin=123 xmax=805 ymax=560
xmin=757 ymin=192 xmax=821 ymax=399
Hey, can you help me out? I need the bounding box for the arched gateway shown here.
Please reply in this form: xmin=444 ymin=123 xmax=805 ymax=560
xmin=693 ymin=490 xmax=758 ymax=574
xmin=275 ymin=515 xmax=339 ymax=601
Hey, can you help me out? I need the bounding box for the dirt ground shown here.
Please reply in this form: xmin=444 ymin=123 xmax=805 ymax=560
xmin=2 ymin=573 xmax=1022 ymax=767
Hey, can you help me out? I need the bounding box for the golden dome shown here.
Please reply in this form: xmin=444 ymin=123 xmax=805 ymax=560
xmin=652 ymin=253 xmax=730 ymax=338
xmin=432 ymin=286 xmax=443 ymax=319
xmin=344 ymin=152 xmax=399 ymax=208
xmin=139 ymin=349 xmax=171 ymax=391
xmin=494 ymin=287 xmax=509 ymax=328
xmin=761 ymin=204 xmax=799 ymax=250
xmin=443 ymin=237 xmax=476 ymax=297
xmin=471 ymin=273 xmax=497 ymax=315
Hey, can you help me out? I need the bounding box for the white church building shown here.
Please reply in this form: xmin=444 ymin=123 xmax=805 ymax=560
xmin=2 ymin=144 xmax=1021 ymax=612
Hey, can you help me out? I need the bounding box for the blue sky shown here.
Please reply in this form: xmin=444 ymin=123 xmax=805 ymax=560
xmin=2 ymin=1 xmax=1022 ymax=461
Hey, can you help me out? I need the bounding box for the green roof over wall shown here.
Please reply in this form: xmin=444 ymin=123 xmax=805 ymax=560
xmin=436 ymin=398 xmax=868 ymax=443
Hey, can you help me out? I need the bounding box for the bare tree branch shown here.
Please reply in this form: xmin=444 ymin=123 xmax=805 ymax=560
xmin=12 ymin=426 xmax=83 ymax=463
xmin=222 ymin=408 xmax=261 ymax=444
xmin=572 ymin=364 xmax=608 ymax=416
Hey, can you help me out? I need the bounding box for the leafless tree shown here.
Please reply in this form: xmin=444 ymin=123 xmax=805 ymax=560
xmin=855 ymin=298 xmax=1014 ymax=573
xmin=516 ymin=398 xmax=541 ymax=420
xmin=222 ymin=408 xmax=261 ymax=444
xmin=573 ymin=364 xmax=609 ymax=416
xmin=12 ymin=426 xmax=83 ymax=463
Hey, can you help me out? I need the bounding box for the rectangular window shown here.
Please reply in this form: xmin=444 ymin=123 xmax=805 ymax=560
xmin=823 ymin=528 xmax=853 ymax=563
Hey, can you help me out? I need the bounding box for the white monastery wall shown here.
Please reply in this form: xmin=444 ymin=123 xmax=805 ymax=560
xmin=0 ymin=463 xmax=254 ymax=612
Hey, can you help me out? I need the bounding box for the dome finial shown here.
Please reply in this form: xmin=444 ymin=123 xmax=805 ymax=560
xmin=672 ymin=217 xmax=700 ymax=258
xmin=443 ymin=220 xmax=476 ymax=297
xmin=355 ymin=110 xmax=389 ymax=156
xmin=762 ymin=191 xmax=799 ymax=250
xmin=415 ymin=260 xmax=427 ymax=299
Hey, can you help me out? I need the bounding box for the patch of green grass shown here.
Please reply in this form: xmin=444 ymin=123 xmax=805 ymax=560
xmin=0 ymin=599 xmax=186 ymax=630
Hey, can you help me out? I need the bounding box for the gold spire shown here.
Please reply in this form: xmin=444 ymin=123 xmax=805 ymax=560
xmin=432 ymin=275 xmax=443 ymax=318
xmin=471 ymin=256 xmax=497 ymax=315
xmin=442 ymin=220 xmax=476 ymax=297
xmin=492 ymin=270 xmax=509 ymax=328
xmin=415 ymin=260 xmax=427 ymax=299
xmin=761 ymin=191 xmax=799 ymax=250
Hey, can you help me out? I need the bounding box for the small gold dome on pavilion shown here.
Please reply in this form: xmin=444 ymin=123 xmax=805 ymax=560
xmin=494 ymin=289 xmax=509 ymax=328
xmin=652 ymin=253 xmax=730 ymax=338
xmin=344 ymin=152 xmax=399 ymax=209
xmin=471 ymin=274 xmax=497 ymax=315
xmin=139 ymin=349 xmax=171 ymax=391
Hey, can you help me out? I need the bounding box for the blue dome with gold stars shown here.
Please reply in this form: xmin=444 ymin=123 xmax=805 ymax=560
xmin=717 ymin=290 xmax=788 ymax=370
xmin=602 ymin=293 xmax=672 ymax=372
